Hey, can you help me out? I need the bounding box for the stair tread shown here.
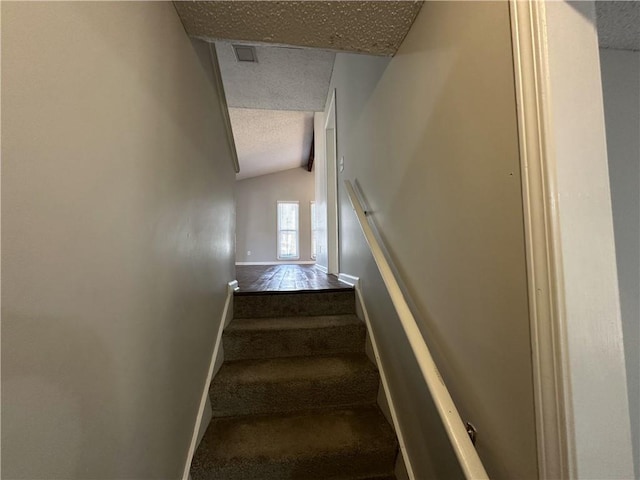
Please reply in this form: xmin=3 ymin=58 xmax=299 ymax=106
xmin=235 ymin=287 xmax=353 ymax=296
xmin=213 ymin=353 xmax=377 ymax=385
xmin=356 ymin=477 xmax=396 ymax=480
xmin=226 ymin=314 xmax=362 ymax=332
xmin=195 ymin=406 xmax=397 ymax=465
xmin=234 ymin=290 xmax=356 ymax=318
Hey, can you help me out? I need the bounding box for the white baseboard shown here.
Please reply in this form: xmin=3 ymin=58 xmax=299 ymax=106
xmin=314 ymin=263 xmax=328 ymax=274
xmin=353 ymin=280 xmax=416 ymax=480
xmin=235 ymin=261 xmax=316 ymax=266
xmin=338 ymin=273 xmax=359 ymax=286
xmin=182 ymin=281 xmax=236 ymax=480
xmin=196 ymin=398 xmax=212 ymax=447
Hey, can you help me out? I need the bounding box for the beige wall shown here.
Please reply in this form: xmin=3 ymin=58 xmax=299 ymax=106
xmin=236 ymin=167 xmax=315 ymax=263
xmin=1 ymin=3 xmax=236 ymax=479
xmin=327 ymin=2 xmax=537 ymax=478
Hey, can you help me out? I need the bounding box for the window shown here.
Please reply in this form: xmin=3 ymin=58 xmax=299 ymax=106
xmin=310 ymin=201 xmax=318 ymax=260
xmin=277 ymin=201 xmax=299 ymax=260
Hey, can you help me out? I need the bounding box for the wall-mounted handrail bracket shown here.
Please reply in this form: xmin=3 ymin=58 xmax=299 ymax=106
xmin=466 ymin=422 xmax=478 ymax=446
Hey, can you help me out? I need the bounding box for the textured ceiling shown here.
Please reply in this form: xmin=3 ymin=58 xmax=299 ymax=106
xmin=174 ymin=1 xmax=423 ymax=56
xmin=596 ymin=1 xmax=640 ymax=51
xmin=218 ymin=42 xmax=327 ymax=178
xmin=174 ymin=1 xmax=422 ymax=179
xmin=230 ymin=108 xmax=313 ymax=180
xmin=216 ymin=41 xmax=334 ymax=111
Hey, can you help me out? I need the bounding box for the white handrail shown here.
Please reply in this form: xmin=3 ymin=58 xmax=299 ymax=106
xmin=345 ymin=180 xmax=489 ymax=480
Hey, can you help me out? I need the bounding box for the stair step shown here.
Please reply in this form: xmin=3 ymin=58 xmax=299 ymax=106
xmin=223 ymin=314 xmax=366 ymax=361
xmin=211 ymin=354 xmax=379 ymax=417
xmin=234 ymin=290 xmax=356 ymax=318
xmin=190 ymin=406 xmax=398 ymax=480
xmin=357 ymin=477 xmax=396 ymax=480
xmin=356 ymin=477 xmax=396 ymax=480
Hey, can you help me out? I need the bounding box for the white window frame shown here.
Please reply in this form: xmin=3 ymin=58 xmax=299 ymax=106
xmin=277 ymin=201 xmax=300 ymax=260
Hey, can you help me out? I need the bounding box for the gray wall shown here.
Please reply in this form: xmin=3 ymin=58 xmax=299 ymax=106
xmin=236 ymin=167 xmax=315 ymax=263
xmin=601 ymin=48 xmax=640 ymax=478
xmin=326 ymin=2 xmax=537 ymax=478
xmin=1 ymin=3 xmax=236 ymax=479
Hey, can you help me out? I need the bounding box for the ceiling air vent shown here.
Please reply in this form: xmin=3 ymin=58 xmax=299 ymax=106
xmin=233 ymin=44 xmax=257 ymax=63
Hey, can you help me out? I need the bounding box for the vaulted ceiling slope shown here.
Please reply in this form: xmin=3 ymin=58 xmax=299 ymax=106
xmin=597 ymin=1 xmax=640 ymax=51
xmin=230 ymin=108 xmax=313 ymax=180
xmin=214 ymin=41 xmax=331 ymax=180
xmin=174 ymin=1 xmax=424 ymax=56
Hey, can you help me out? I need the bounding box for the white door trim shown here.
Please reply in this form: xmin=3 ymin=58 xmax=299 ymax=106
xmin=324 ymin=89 xmax=339 ymax=275
xmin=509 ymin=2 xmax=574 ymax=478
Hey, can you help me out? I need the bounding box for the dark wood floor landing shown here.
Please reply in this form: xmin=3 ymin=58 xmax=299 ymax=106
xmin=236 ymin=264 xmax=351 ymax=293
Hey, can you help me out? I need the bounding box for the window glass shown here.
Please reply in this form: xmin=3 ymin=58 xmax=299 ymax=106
xmin=277 ymin=202 xmax=299 ymax=259
xmin=311 ymin=201 xmax=317 ymax=260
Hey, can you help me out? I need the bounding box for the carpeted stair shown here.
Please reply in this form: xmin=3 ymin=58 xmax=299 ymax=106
xmin=191 ymin=289 xmax=399 ymax=480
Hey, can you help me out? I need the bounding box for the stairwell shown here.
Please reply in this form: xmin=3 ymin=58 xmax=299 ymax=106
xmin=191 ymin=288 xmax=399 ymax=480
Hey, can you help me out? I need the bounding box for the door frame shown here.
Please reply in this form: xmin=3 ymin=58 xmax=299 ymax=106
xmin=324 ymin=89 xmax=339 ymax=275
xmin=509 ymin=1 xmax=634 ymax=478
xmin=509 ymin=2 xmax=573 ymax=477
